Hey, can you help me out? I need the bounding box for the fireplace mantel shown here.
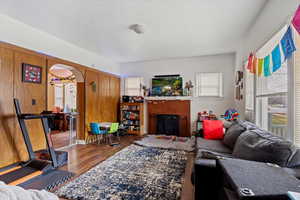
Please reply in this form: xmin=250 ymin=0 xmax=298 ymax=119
xmin=145 ymin=96 xmax=192 ymax=101
xmin=147 ymin=100 xmax=191 ymax=137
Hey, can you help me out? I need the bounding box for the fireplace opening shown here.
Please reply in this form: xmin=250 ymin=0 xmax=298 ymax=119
xmin=156 ymin=114 xmax=180 ymax=136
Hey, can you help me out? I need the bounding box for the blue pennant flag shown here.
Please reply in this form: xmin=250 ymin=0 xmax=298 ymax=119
xmin=272 ymin=45 xmax=281 ymax=72
xmin=264 ymin=55 xmax=271 ymax=77
xmin=280 ymin=26 xmax=296 ymax=60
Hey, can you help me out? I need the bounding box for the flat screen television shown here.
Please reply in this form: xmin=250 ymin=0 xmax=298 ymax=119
xmin=152 ymin=76 xmax=183 ymax=96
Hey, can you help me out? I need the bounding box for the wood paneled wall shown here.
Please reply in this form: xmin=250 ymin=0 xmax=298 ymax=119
xmin=85 ymin=70 xmax=120 ymax=138
xmin=14 ymin=51 xmax=47 ymax=162
xmin=0 ymin=46 xmax=48 ymax=166
xmin=0 ymin=42 xmax=120 ymax=168
xmin=0 ymin=47 xmax=19 ymax=167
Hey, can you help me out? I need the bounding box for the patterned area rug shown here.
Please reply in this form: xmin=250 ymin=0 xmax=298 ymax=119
xmin=55 ymin=144 xmax=187 ymax=200
xmin=135 ymin=135 xmax=195 ymax=152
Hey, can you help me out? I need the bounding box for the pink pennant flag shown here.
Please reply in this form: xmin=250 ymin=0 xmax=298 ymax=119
xmin=292 ymin=5 xmax=300 ymax=34
xmin=247 ymin=53 xmax=254 ymax=71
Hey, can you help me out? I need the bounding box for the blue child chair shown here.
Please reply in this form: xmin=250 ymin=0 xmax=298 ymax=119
xmin=89 ymin=123 xmax=108 ymax=144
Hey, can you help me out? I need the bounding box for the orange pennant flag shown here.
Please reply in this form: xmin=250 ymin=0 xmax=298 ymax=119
xmin=251 ymin=56 xmax=257 ymax=74
xmin=257 ymin=58 xmax=264 ymax=76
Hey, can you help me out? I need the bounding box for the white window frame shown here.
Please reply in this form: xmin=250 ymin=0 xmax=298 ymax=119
xmin=195 ymin=72 xmax=223 ymax=97
xmin=245 ymin=67 xmax=255 ymax=122
xmin=54 ymin=84 xmax=64 ymax=108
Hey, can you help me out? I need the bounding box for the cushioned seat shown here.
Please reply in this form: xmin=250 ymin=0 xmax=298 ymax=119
xmin=196 ymin=137 xmax=232 ymax=154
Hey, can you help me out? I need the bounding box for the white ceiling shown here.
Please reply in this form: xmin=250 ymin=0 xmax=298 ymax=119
xmin=0 ymin=0 xmax=267 ymax=63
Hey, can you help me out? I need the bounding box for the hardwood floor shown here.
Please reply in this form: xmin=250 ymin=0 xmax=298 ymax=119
xmin=51 ymin=131 xmax=71 ymax=149
xmin=57 ymin=135 xmax=194 ymax=200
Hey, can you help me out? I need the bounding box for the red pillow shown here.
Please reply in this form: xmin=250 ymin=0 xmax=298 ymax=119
xmin=203 ymin=120 xmax=224 ymax=140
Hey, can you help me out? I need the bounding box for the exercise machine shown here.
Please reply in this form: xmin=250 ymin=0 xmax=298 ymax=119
xmin=0 ymin=99 xmax=68 ymax=186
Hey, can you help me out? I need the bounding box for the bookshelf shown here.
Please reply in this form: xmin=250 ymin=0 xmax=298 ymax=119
xmin=120 ymin=102 xmax=144 ymax=135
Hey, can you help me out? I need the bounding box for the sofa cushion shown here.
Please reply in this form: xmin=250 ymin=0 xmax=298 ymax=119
xmin=238 ymin=119 xmax=258 ymax=129
xmin=283 ymin=167 xmax=300 ymax=179
xmin=223 ymin=123 xmax=246 ymax=149
xmin=197 ymin=137 xmax=232 ymax=154
xmin=287 ymin=149 xmax=300 ymax=168
xmin=232 ymin=129 xmax=295 ymax=167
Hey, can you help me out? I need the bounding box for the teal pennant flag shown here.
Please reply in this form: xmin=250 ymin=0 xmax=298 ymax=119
xmin=264 ymin=55 xmax=271 ymax=77
xmin=272 ymin=45 xmax=281 ymax=72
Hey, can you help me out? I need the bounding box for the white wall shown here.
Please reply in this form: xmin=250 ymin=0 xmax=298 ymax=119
xmin=235 ymin=0 xmax=299 ymax=119
xmin=120 ymin=53 xmax=235 ymax=132
xmin=0 ymin=14 xmax=120 ymax=75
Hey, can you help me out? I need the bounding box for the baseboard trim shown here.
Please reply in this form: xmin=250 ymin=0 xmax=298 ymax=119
xmin=76 ymin=140 xmax=86 ymax=145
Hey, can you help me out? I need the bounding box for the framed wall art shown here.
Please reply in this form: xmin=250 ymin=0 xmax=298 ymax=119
xmin=22 ymin=63 xmax=42 ymax=84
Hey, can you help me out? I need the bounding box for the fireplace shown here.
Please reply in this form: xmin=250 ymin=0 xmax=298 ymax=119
xmin=156 ymin=114 xmax=180 ymax=136
xmin=147 ymin=100 xmax=190 ymax=137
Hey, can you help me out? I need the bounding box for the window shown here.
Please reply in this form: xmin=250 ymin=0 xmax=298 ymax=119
xmin=195 ymin=72 xmax=223 ymax=97
xmin=64 ymin=83 xmax=77 ymax=110
xmin=54 ymin=84 xmax=64 ymax=108
xmin=124 ymin=77 xmax=144 ymax=96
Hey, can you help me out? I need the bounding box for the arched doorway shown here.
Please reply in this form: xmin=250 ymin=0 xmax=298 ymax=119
xmin=47 ymin=64 xmax=84 ymax=149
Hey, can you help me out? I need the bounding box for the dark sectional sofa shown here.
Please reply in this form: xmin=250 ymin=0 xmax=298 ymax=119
xmin=193 ymin=119 xmax=300 ymax=200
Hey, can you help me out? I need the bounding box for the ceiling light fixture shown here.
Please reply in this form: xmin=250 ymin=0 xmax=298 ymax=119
xmin=129 ymin=24 xmax=145 ymax=34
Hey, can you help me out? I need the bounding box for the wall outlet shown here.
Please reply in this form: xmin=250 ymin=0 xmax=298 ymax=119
xmin=32 ymin=99 xmax=36 ymax=105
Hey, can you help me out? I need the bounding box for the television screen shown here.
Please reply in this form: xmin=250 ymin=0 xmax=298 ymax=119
xmin=152 ymin=76 xmax=183 ymax=96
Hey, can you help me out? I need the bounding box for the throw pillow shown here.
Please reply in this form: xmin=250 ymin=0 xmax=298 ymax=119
xmin=203 ymin=120 xmax=224 ymax=140
xmin=223 ymin=123 xmax=246 ymax=149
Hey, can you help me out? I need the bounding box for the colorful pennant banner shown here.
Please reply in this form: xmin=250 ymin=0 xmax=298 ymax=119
xmin=281 ymin=26 xmax=296 ymax=60
xmin=247 ymin=26 xmax=297 ymax=77
xmin=246 ymin=4 xmax=300 ymax=77
xmin=293 ymin=5 xmax=300 ymax=34
xmin=271 ymin=45 xmax=281 ymax=72
xmin=247 ymin=53 xmax=254 ymax=71
xmin=258 ymin=58 xmax=263 ymax=76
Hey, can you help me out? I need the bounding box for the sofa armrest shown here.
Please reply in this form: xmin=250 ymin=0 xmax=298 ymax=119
xmin=194 ymin=158 xmax=219 ymax=200
xmin=198 ymin=150 xmax=233 ymax=160
xmin=195 ymin=158 xmax=217 ymax=168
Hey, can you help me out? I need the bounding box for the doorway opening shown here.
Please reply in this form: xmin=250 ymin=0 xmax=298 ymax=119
xmin=47 ymin=64 xmax=84 ymax=149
